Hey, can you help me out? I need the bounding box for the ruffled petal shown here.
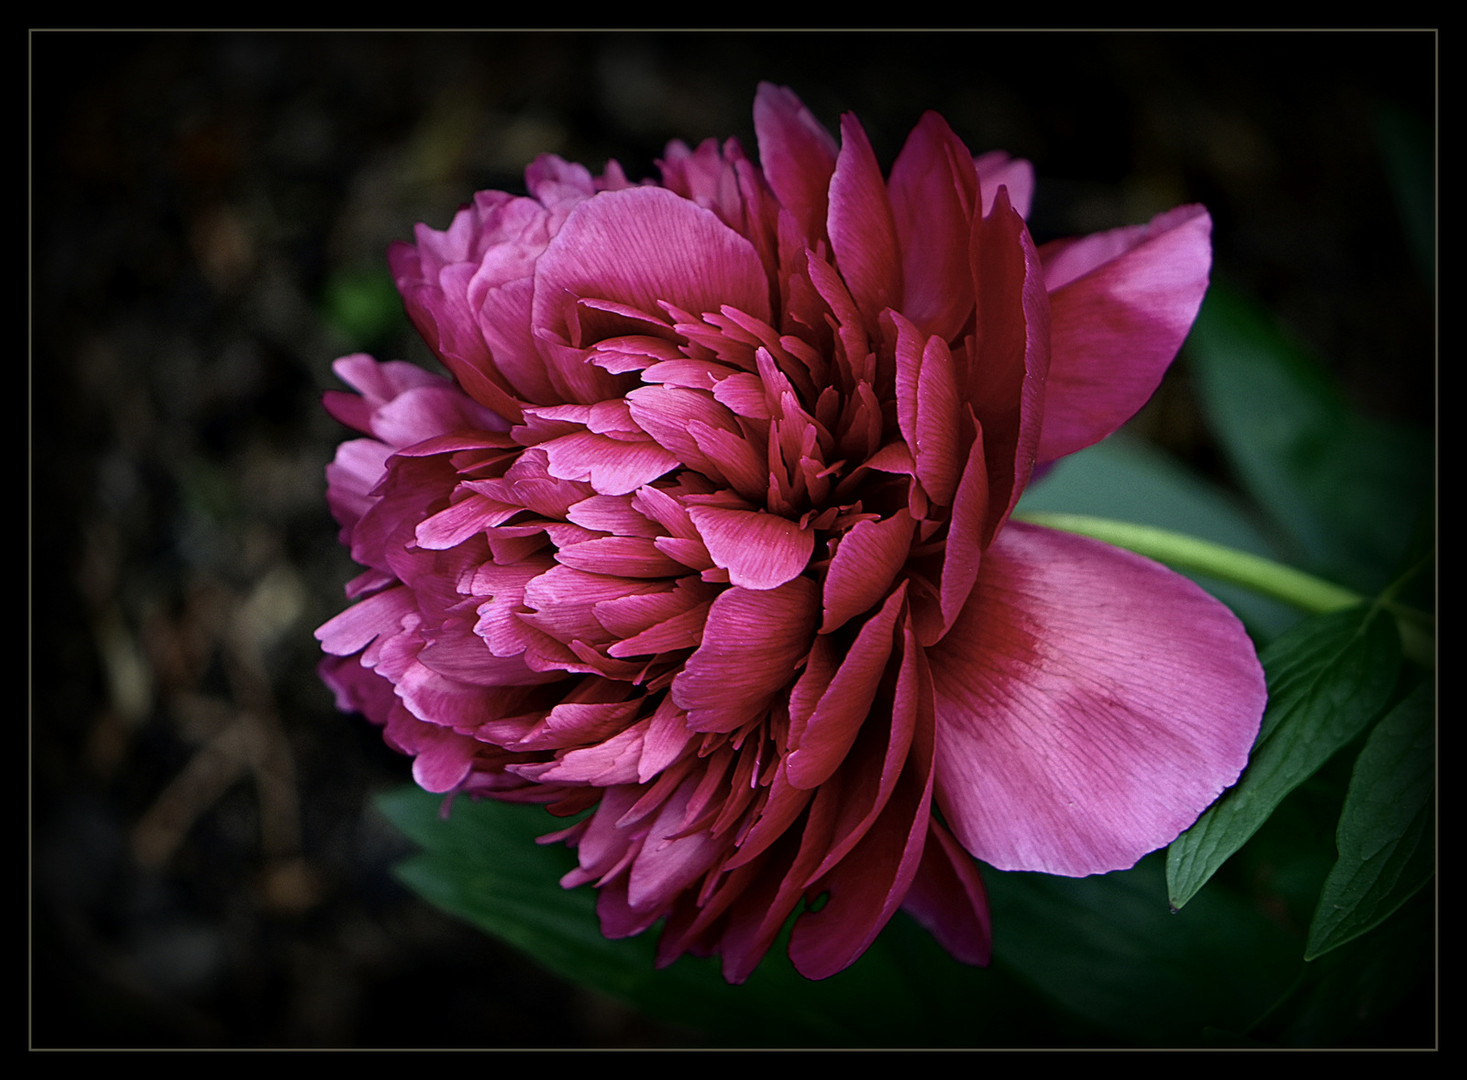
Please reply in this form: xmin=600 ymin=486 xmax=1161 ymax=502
xmin=671 ymin=577 xmax=819 ymax=733
xmin=929 ymin=522 xmax=1266 ymax=877
xmin=533 ymin=186 xmax=772 ymax=334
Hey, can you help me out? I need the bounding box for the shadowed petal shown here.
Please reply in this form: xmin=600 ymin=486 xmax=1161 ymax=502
xmin=1037 ymin=205 xmax=1213 ymax=463
xmin=889 ymin=112 xmax=979 ymax=341
xmin=929 ymin=522 xmax=1266 ymax=877
xmin=901 ymin=817 xmax=991 ymax=966
xmin=753 ymin=81 xmax=838 ymax=247
xmin=827 ymin=112 xmax=902 ymax=330
xmin=672 ymin=578 xmax=819 ymax=732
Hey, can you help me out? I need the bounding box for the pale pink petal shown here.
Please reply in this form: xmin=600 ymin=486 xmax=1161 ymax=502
xmin=974 ymin=150 xmax=1035 ymax=221
xmin=929 ymin=523 xmax=1266 ymax=876
xmin=1036 ymin=205 xmax=1213 ymax=463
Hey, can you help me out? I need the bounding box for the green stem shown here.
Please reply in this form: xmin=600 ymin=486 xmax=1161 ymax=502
xmin=1014 ymin=512 xmax=1434 ymax=668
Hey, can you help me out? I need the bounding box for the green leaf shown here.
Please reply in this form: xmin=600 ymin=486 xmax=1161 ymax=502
xmin=376 ymin=787 xmax=1061 ymax=1046
xmin=985 ymin=854 xmax=1299 ymax=1045
xmin=1017 ymin=433 xmax=1302 ymax=639
xmin=1167 ymin=604 xmax=1401 ymax=910
xmin=324 ymin=265 xmax=406 ymax=349
xmin=1373 ymin=99 xmax=1435 ymax=288
xmin=381 ymin=785 xmax=1327 ymax=1046
xmin=1185 ymin=284 xmax=1433 ymax=595
xmin=1305 ymin=678 xmax=1435 ymax=959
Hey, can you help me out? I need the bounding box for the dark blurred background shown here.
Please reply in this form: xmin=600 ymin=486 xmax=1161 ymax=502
xmin=31 ymin=30 xmax=1435 ymax=1048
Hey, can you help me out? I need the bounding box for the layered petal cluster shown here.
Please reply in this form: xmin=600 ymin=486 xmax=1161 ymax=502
xmin=317 ymin=84 xmax=1265 ymax=982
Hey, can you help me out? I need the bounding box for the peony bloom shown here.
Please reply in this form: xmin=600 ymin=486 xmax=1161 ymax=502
xmin=317 ymin=84 xmax=1266 ymax=983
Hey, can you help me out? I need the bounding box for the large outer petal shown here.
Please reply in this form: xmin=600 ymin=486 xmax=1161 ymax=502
xmin=1036 ymin=205 xmax=1212 ymax=463
xmin=929 ymin=522 xmax=1265 ymax=877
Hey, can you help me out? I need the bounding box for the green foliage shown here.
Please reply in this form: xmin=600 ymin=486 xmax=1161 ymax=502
xmin=1166 ymin=604 xmax=1402 ymax=911
xmin=1305 ymin=679 xmax=1435 ymax=960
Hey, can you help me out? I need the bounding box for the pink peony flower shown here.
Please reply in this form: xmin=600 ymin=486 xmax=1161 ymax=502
xmin=317 ymin=83 xmax=1266 ymax=983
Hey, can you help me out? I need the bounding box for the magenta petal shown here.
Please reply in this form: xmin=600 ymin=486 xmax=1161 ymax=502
xmin=671 ymin=578 xmax=818 ymax=733
xmin=1036 ymin=205 xmax=1213 ymax=463
xmin=533 ymin=186 xmax=771 ymax=333
xmin=888 ymin=112 xmax=979 ymax=341
xmin=929 ymin=523 xmax=1266 ymax=877
xmin=686 ymin=505 xmax=814 ymax=591
xmin=753 ymin=81 xmax=839 ymax=247
xmin=826 ymin=112 xmax=902 ymax=328
xmin=974 ymin=150 xmax=1035 ymax=221
xmin=901 ymin=817 xmax=991 ymax=966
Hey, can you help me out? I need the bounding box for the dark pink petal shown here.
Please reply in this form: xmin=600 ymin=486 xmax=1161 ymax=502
xmin=753 ymin=82 xmax=838 ymax=247
xmin=901 ymin=817 xmax=991 ymax=966
xmin=888 ymin=112 xmax=979 ymax=341
xmin=325 ymin=438 xmax=391 ymax=540
xmin=786 ymin=586 xmax=906 ymax=790
xmin=370 ymin=384 xmax=505 ymax=448
xmin=788 ymin=626 xmax=935 ymax=979
xmin=826 ymin=112 xmax=902 ymax=330
xmin=554 ymin=535 xmax=690 ymax=579
xmin=922 ymin=411 xmax=990 ymax=647
xmin=315 ymin=586 xmax=415 ymax=658
xmin=1036 ymin=205 xmax=1212 ymax=463
xmin=672 ymin=578 xmax=819 ymax=733
xmin=819 ymin=509 xmax=915 ymax=634
xmin=889 ymin=311 xmax=962 ymax=507
xmin=968 ymin=187 xmax=1051 ymax=537
xmin=533 ymin=186 xmax=771 ymax=336
xmin=686 ymin=505 xmax=814 ymax=591
xmin=801 ymin=606 xmax=923 ymax=882
xmin=406 ymin=719 xmax=481 ymax=794
xmin=324 ymin=354 xmax=446 ymax=434
xmin=627 ymin=777 xmax=727 ymax=911
xmin=475 ymin=276 xmax=560 ymax=406
xmin=538 ymin=429 xmax=680 ymax=496
xmin=929 ymin=523 xmax=1266 ymax=877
